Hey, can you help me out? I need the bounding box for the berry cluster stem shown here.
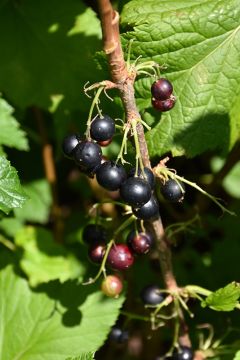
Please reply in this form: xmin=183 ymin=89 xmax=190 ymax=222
xmin=97 ymin=0 xmax=192 ymax=351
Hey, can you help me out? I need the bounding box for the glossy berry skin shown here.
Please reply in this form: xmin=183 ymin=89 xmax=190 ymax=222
xmin=109 ymin=327 xmax=129 ymax=343
xmin=127 ymin=230 xmax=153 ymax=255
xmin=151 ymin=78 xmax=173 ymax=100
xmin=120 ymin=177 xmax=151 ymax=207
xmin=128 ymin=167 xmax=155 ymax=190
xmin=82 ymin=224 xmax=107 ymax=245
xmin=140 ymin=285 xmax=165 ymax=305
xmin=152 ymin=97 xmax=176 ymax=112
xmin=160 ymin=179 xmax=185 ymax=202
xmin=173 ymin=346 xmax=194 ymax=360
xmin=74 ymin=141 xmax=102 ymax=170
xmin=132 ymin=195 xmax=159 ymax=220
xmin=62 ymin=133 xmax=81 ymax=159
xmin=107 ymin=244 xmax=134 ymax=271
xmin=96 ymin=161 xmax=127 ymax=191
xmin=90 ymin=115 xmax=115 ymax=142
xmin=98 ymin=138 xmax=112 ymax=147
xmin=101 ymin=274 xmax=123 ymax=298
xmin=88 ymin=243 xmax=106 ymax=264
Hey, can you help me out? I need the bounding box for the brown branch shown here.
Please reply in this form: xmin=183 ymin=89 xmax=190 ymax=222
xmin=97 ymin=0 xmax=192 ymax=350
xmin=32 ymin=106 xmax=64 ymax=243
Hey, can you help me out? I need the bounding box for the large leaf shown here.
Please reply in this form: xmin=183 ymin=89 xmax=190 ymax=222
xmin=0 ymin=156 xmax=27 ymax=214
xmin=234 ymin=351 xmax=240 ymax=360
xmin=121 ymin=0 xmax=240 ymax=157
xmin=201 ymin=282 xmax=240 ymax=311
xmin=66 ymin=354 xmax=95 ymax=360
xmin=0 ymin=98 xmax=28 ymax=150
xmin=14 ymin=179 xmax=52 ymax=223
xmin=0 ymin=265 xmax=124 ymax=360
xmin=15 ymin=226 xmax=86 ymax=286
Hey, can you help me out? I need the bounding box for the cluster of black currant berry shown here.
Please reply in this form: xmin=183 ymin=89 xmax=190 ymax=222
xmin=151 ymin=78 xmax=176 ymax=112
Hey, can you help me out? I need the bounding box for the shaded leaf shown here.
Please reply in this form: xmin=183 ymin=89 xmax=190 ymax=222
xmin=0 ymin=156 xmax=27 ymax=214
xmin=15 ymin=226 xmax=85 ymax=286
xmin=201 ymin=282 xmax=240 ymax=311
xmin=121 ymin=0 xmax=240 ymax=157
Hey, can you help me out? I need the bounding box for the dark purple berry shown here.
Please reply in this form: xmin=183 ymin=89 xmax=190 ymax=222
xmin=98 ymin=139 xmax=112 ymax=147
xmin=152 ymin=97 xmax=176 ymax=112
xmin=88 ymin=243 xmax=106 ymax=264
xmin=96 ymin=161 xmax=127 ymax=191
xmin=62 ymin=134 xmax=82 ymax=159
xmin=140 ymin=285 xmax=165 ymax=305
xmin=101 ymin=274 xmax=123 ymax=297
xmin=132 ymin=195 xmax=159 ymax=220
xmin=107 ymin=244 xmax=134 ymax=271
xmin=151 ymin=78 xmax=173 ymax=100
xmin=120 ymin=177 xmax=151 ymax=207
xmin=160 ymin=179 xmax=185 ymax=202
xmin=82 ymin=224 xmax=107 ymax=245
xmin=128 ymin=167 xmax=155 ymax=190
xmin=74 ymin=141 xmax=102 ymax=170
xmin=127 ymin=230 xmax=153 ymax=255
xmin=173 ymin=346 xmax=194 ymax=360
xmin=90 ymin=114 xmax=115 ymax=142
xmin=109 ymin=327 xmax=129 ymax=343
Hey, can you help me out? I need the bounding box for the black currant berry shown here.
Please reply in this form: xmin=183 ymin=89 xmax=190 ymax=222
xmin=132 ymin=195 xmax=159 ymax=220
xmin=160 ymin=179 xmax=185 ymax=202
xmin=62 ymin=133 xmax=82 ymax=159
xmin=98 ymin=139 xmax=112 ymax=147
xmin=128 ymin=167 xmax=155 ymax=190
xmin=101 ymin=274 xmax=123 ymax=298
xmin=151 ymin=78 xmax=173 ymax=100
xmin=152 ymin=97 xmax=176 ymax=112
xmin=127 ymin=230 xmax=153 ymax=255
xmin=82 ymin=224 xmax=107 ymax=245
xmin=96 ymin=161 xmax=127 ymax=191
xmin=109 ymin=327 xmax=129 ymax=343
xmin=140 ymin=284 xmax=165 ymax=305
xmin=173 ymin=346 xmax=194 ymax=360
xmin=88 ymin=242 xmax=106 ymax=264
xmin=120 ymin=177 xmax=151 ymax=207
xmin=107 ymin=244 xmax=134 ymax=271
xmin=90 ymin=114 xmax=115 ymax=142
xmin=74 ymin=141 xmax=102 ymax=170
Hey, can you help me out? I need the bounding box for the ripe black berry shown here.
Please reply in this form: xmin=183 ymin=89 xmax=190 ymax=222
xmin=82 ymin=224 xmax=107 ymax=245
xmin=107 ymin=244 xmax=134 ymax=271
xmin=96 ymin=161 xmax=127 ymax=191
xmin=151 ymin=78 xmax=173 ymax=100
xmin=127 ymin=230 xmax=153 ymax=255
xmin=88 ymin=242 xmax=106 ymax=264
xmin=140 ymin=285 xmax=164 ymax=305
xmin=132 ymin=195 xmax=159 ymax=220
xmin=120 ymin=177 xmax=151 ymax=207
xmin=109 ymin=327 xmax=129 ymax=343
xmin=101 ymin=274 xmax=123 ymax=297
xmin=74 ymin=141 xmax=102 ymax=170
xmin=152 ymin=97 xmax=176 ymax=112
xmin=173 ymin=346 xmax=194 ymax=360
xmin=62 ymin=133 xmax=82 ymax=159
xmin=160 ymin=179 xmax=185 ymax=202
xmin=128 ymin=167 xmax=155 ymax=190
xmin=90 ymin=114 xmax=115 ymax=142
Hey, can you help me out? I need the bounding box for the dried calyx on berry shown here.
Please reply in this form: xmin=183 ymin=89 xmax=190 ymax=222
xmin=127 ymin=229 xmax=153 ymax=255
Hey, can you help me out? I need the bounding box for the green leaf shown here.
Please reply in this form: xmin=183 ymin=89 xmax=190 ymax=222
xmin=0 ymin=98 xmax=29 ymax=150
xmin=14 ymin=179 xmax=52 ymax=223
xmin=201 ymin=282 xmax=240 ymax=311
xmin=0 ymin=156 xmax=27 ymax=214
xmin=234 ymin=351 xmax=240 ymax=360
xmin=0 ymin=265 xmax=124 ymax=359
xmin=121 ymin=0 xmax=240 ymax=157
xmin=15 ymin=226 xmax=86 ymax=286
xmin=66 ymin=353 xmax=95 ymax=360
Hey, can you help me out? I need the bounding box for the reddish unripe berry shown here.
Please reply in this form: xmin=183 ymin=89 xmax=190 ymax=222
xmin=152 ymin=97 xmax=176 ymax=112
xmin=88 ymin=243 xmax=106 ymax=264
xmin=151 ymin=78 xmax=173 ymax=100
xmin=101 ymin=274 xmax=123 ymax=298
xmin=107 ymin=244 xmax=134 ymax=271
xmin=127 ymin=230 xmax=153 ymax=255
xmin=98 ymin=138 xmax=112 ymax=147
